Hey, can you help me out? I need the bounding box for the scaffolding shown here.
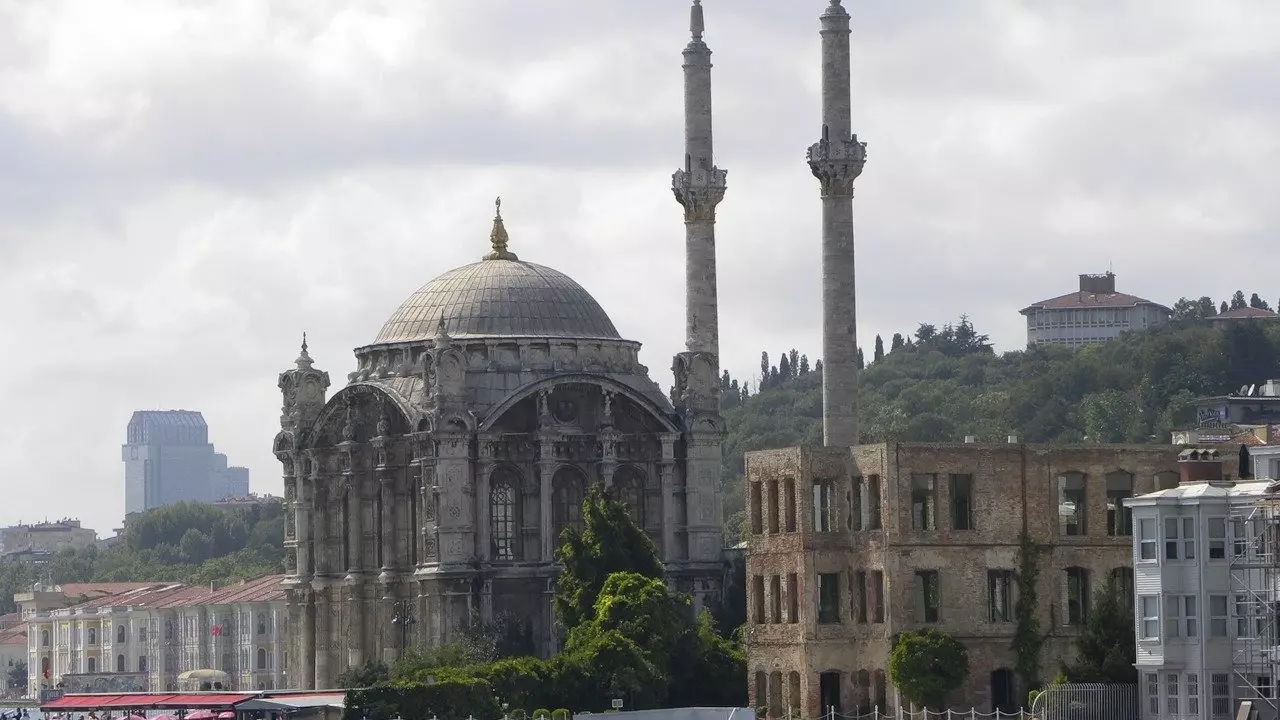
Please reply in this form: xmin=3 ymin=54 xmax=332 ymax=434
xmin=1230 ymin=489 xmax=1280 ymax=713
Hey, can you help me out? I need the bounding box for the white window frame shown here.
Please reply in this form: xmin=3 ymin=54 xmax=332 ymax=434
xmin=1140 ymin=596 xmax=1160 ymax=640
xmin=1165 ymin=516 xmax=1196 ymax=560
xmin=1210 ymin=595 xmax=1229 ymax=637
xmin=1188 ymin=673 xmax=1200 ymax=716
xmin=1235 ymin=595 xmax=1265 ymax=639
xmin=1208 ymin=517 xmax=1227 ymax=560
xmin=1164 ymin=595 xmax=1183 ymax=638
xmin=1166 ymin=673 xmax=1180 ymax=716
xmin=1138 ymin=518 xmax=1157 ymax=561
xmin=1211 ymin=673 xmax=1231 ymax=719
xmin=1146 ymin=672 xmax=1160 ymax=716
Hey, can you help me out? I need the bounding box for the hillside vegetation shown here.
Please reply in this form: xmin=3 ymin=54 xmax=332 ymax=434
xmin=0 ymin=501 xmax=284 ymax=613
xmin=719 ymin=314 xmax=1280 ymax=536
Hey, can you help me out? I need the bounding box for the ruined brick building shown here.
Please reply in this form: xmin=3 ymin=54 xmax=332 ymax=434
xmin=744 ymin=442 xmax=1191 ymax=715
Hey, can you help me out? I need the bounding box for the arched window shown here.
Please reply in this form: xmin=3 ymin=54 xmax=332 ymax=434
xmin=257 ymin=613 xmax=267 ymax=636
xmin=768 ymin=670 xmax=784 ymax=719
xmin=86 ymin=657 xmax=96 ymax=673
xmin=552 ymin=468 xmax=587 ymax=540
xmin=256 ymin=647 xmax=268 ymax=670
xmin=612 ymin=467 xmax=647 ymax=527
xmin=787 ymin=671 xmax=802 ymax=717
xmin=87 ymin=627 xmax=97 ymax=645
xmin=116 ymin=625 xmax=125 ymax=643
xmin=873 ymin=670 xmax=888 ymax=713
xmin=40 ymin=657 xmax=49 ymax=678
xmin=1112 ymin=566 xmax=1135 ymax=609
xmin=1105 ymin=471 xmax=1135 ymax=536
xmin=222 ymin=652 xmax=232 ymax=672
xmin=1156 ymin=470 xmax=1180 ymax=491
xmin=115 ymin=654 xmax=125 ymax=672
xmin=138 ymin=656 xmax=147 ymax=672
xmin=490 ymin=468 xmax=521 ymax=561
xmin=855 ymin=670 xmax=872 ymax=713
xmin=40 ymin=629 xmax=49 ymax=647
xmin=754 ymin=671 xmax=767 ymax=709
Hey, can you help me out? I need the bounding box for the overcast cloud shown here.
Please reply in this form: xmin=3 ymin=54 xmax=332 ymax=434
xmin=1 ymin=0 xmax=1277 ymax=534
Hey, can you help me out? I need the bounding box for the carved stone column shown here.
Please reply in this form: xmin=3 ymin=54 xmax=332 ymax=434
xmin=476 ymin=435 xmax=496 ymax=563
xmin=296 ymin=474 xmax=313 ymax=577
xmin=538 ymin=440 xmax=556 ymax=562
xmin=346 ymin=479 xmax=363 ymax=575
xmin=380 ymin=474 xmax=395 ymax=571
xmin=313 ymin=485 xmax=331 ymax=576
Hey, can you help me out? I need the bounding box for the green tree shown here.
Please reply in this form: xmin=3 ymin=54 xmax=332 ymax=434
xmin=798 ymin=355 xmax=810 ymax=375
xmin=857 ymin=347 xmax=865 ymax=369
xmin=1250 ymin=293 xmax=1271 ymax=311
xmin=335 ymin=660 xmax=391 ymax=688
xmin=1172 ymin=297 xmax=1202 ymax=321
xmin=1220 ymin=300 xmax=1229 ymax=314
xmin=1080 ymin=390 xmax=1142 ymax=443
xmin=788 ymin=349 xmax=800 ymax=376
xmin=778 ymin=353 xmax=792 ymax=381
xmin=890 ymin=333 xmax=905 ymax=352
xmin=554 ymin=486 xmax=663 ymax=631
xmin=1231 ymin=290 xmax=1247 ymax=310
xmin=874 ymin=335 xmax=885 ymax=362
xmin=1062 ymin=573 xmax=1136 ymax=684
xmin=1198 ymin=296 xmax=1217 ymax=317
xmin=888 ymin=628 xmax=970 ymax=710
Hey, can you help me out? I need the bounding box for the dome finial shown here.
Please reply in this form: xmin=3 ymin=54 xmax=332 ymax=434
xmin=484 ymin=196 xmax=518 ymax=261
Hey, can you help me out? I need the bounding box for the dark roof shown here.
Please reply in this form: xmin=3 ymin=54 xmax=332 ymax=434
xmin=191 ymin=574 xmax=285 ymax=605
xmin=1209 ymin=307 xmax=1280 ymax=321
xmin=127 ymin=410 xmax=207 ymax=429
xmin=1021 ymin=290 xmax=1171 ymax=314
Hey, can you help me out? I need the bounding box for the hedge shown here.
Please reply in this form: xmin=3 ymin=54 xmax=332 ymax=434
xmin=345 ymin=677 xmax=501 ymax=720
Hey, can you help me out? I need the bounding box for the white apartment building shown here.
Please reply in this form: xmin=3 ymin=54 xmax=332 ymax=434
xmin=1020 ymin=272 xmax=1171 ymax=348
xmin=1126 ymin=448 xmax=1280 ymax=720
xmin=27 ymin=575 xmax=288 ymax=700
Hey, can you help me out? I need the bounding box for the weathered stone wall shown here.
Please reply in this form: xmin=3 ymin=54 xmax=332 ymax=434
xmin=744 ymin=442 xmax=1182 ymax=715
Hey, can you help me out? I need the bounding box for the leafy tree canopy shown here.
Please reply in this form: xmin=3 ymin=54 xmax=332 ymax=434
xmin=888 ymin=628 xmax=970 ymax=710
xmin=554 ymin=486 xmax=663 ymax=631
xmin=1063 ymin=573 xmax=1136 ymax=685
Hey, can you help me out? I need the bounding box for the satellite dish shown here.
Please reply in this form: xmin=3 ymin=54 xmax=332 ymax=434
xmin=1248 ymin=384 xmax=1258 ymax=397
xmin=1240 ymin=386 xmax=1250 ymax=395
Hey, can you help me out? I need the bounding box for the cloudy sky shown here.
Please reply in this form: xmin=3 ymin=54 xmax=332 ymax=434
xmin=1 ymin=0 xmax=1277 ymax=534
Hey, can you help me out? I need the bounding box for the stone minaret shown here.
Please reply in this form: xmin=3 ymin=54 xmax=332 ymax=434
xmin=807 ymin=0 xmax=867 ymax=448
xmin=672 ymin=0 xmax=727 ymax=359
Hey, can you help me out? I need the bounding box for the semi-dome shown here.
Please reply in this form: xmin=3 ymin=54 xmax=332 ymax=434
xmin=374 ymin=259 xmax=623 ymax=344
xmin=373 ymin=200 xmax=621 ymax=344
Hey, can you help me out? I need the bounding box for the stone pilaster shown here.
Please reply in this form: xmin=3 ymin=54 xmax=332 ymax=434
xmin=659 ymin=433 xmax=679 ymax=562
xmin=379 ymin=475 xmax=395 ymax=572
xmin=477 ymin=435 xmax=496 ymax=562
xmin=672 ymin=0 xmax=726 ymax=360
xmin=434 ymin=432 xmax=473 ymax=567
xmin=807 ymin=0 xmax=867 ymax=448
xmin=296 ymin=473 xmax=313 ymax=577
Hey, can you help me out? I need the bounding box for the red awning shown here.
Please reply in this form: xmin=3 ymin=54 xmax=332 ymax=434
xmin=43 ymin=693 xmax=257 ymax=711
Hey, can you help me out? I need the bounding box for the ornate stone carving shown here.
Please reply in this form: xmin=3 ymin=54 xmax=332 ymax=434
xmin=807 ymin=133 xmax=867 ymax=197
xmin=672 ymin=351 xmax=719 ymax=412
xmin=672 ymin=168 xmax=728 ymax=223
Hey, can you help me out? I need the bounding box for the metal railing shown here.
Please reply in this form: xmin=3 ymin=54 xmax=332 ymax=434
xmin=1029 ymin=683 xmax=1138 ymax=720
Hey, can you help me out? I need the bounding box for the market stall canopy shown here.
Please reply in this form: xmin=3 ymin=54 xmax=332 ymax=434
xmin=234 ymin=693 xmax=347 ymax=712
xmin=42 ymin=693 xmax=257 ymax=711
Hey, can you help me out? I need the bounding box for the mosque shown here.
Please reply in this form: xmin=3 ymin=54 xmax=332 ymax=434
xmin=273 ymin=0 xmax=732 ymax=690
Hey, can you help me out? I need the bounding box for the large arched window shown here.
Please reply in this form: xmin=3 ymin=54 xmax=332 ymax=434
xmin=115 ymin=654 xmax=125 ymax=672
xmin=490 ymin=467 xmax=521 ymax=561
xmin=116 ymin=625 xmax=125 ymax=643
xmin=86 ymin=656 xmax=96 ymax=673
xmin=613 ymin=467 xmax=647 ymax=527
xmin=87 ymin=627 xmax=97 ymax=645
xmin=552 ymin=468 xmax=588 ymax=540
xmin=256 ymin=647 xmax=268 ymax=670
xmin=257 ymin=613 xmax=267 ymax=636
xmin=40 ymin=629 xmax=49 ymax=647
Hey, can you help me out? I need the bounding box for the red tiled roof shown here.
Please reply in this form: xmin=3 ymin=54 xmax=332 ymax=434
xmin=58 ymin=582 xmax=154 ymax=599
xmin=67 ymin=583 xmax=212 ymax=612
xmin=0 ymin=611 xmax=21 ymax=625
xmin=0 ymin=626 xmax=27 ymax=645
xmin=1210 ymin=307 xmax=1280 ymax=321
xmin=1021 ymin=290 xmax=1170 ymax=314
xmin=201 ymin=574 xmax=286 ymax=605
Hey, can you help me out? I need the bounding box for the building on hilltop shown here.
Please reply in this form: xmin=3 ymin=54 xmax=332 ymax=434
xmin=0 ymin=519 xmax=97 ymax=556
xmin=25 ymin=575 xmax=287 ymax=700
xmin=1020 ymin=272 xmax=1172 ymax=348
xmin=123 ymin=411 xmax=252 ymax=514
xmin=1125 ymin=449 xmax=1280 ymax=720
xmin=273 ymin=1 xmax=732 ymax=692
xmin=744 ymin=441 xmax=1186 ymax=716
xmin=1209 ymin=307 xmax=1280 ymax=323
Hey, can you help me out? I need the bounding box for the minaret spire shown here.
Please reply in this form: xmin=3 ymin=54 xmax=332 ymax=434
xmin=808 ymin=0 xmax=867 ymax=448
xmin=672 ymin=0 xmax=726 ymax=359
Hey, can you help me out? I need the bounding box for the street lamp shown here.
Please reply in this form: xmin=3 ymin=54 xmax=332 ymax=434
xmin=390 ymin=600 xmax=416 ymax=654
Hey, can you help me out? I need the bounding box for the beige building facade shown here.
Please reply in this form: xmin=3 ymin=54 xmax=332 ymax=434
xmin=744 ymin=441 xmax=1185 ymax=716
xmin=27 ymin=576 xmax=287 ymax=699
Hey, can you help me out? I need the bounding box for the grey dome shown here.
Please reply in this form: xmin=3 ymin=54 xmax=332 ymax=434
xmin=374 ymin=259 xmax=622 ymax=344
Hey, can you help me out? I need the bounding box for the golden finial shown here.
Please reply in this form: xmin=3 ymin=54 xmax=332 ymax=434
xmin=484 ymin=196 xmax=518 ymax=261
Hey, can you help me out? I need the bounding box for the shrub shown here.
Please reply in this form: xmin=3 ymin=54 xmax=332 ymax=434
xmin=551 ymin=710 xmax=570 ymax=720
xmin=533 ymin=709 xmax=551 ymax=720
xmin=344 ymin=677 xmax=502 ymax=720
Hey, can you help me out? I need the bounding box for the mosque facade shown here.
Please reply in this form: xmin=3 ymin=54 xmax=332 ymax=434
xmin=273 ymin=2 xmax=728 ymax=690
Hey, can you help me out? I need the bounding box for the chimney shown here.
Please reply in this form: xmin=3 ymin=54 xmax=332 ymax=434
xmin=1178 ymin=448 xmax=1226 ymax=486
xmin=1078 ymin=272 xmax=1116 ymax=294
